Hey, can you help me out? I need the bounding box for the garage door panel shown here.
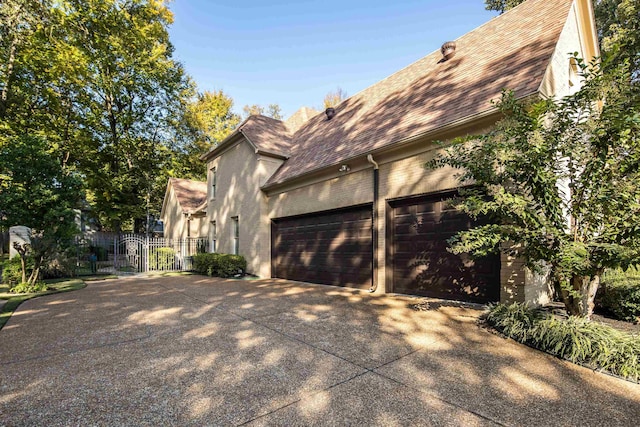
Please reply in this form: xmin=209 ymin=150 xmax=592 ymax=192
xmin=272 ymin=205 xmax=372 ymax=289
xmin=390 ymin=194 xmax=500 ymax=304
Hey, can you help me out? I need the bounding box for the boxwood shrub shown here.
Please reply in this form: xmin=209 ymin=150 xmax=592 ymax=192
xmin=193 ymin=253 xmax=247 ymax=278
xmin=486 ymin=303 xmax=640 ymax=382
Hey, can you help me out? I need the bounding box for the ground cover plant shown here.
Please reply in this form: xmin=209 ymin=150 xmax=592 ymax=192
xmin=486 ymin=303 xmax=640 ymax=382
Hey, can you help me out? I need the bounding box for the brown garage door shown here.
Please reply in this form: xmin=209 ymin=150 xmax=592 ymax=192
xmin=389 ymin=193 xmax=500 ymax=303
xmin=271 ymin=205 xmax=372 ymax=289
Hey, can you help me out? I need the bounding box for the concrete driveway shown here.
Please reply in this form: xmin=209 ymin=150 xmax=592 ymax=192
xmin=0 ymin=275 xmax=638 ymax=426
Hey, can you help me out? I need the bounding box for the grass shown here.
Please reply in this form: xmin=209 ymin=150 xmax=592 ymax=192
xmin=0 ymin=279 xmax=87 ymax=331
xmin=486 ymin=303 xmax=640 ymax=382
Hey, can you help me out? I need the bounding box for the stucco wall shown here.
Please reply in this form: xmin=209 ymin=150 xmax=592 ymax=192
xmin=540 ymin=2 xmax=587 ymax=99
xmin=161 ymin=186 xmax=187 ymax=241
xmin=206 ymin=139 xmax=284 ymax=276
xmin=267 ymin=169 xmax=374 ymax=219
xmin=264 ymin=130 xmax=542 ymax=304
xmin=377 ymin=146 xmax=462 ymax=293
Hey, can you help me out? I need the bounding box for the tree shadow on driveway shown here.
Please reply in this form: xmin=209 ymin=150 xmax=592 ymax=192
xmin=0 ymin=275 xmax=638 ymax=426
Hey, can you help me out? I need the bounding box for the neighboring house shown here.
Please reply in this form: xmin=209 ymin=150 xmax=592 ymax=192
xmin=165 ymin=0 xmax=599 ymax=305
xmin=160 ymin=178 xmax=208 ymax=241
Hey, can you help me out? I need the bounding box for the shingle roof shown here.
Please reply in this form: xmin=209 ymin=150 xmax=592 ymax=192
xmin=239 ymin=115 xmax=292 ymax=158
xmin=264 ymin=0 xmax=574 ymax=187
xmin=170 ymin=178 xmax=207 ymax=213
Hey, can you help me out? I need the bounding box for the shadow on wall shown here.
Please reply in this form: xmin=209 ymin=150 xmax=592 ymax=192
xmin=270 ymin=37 xmax=556 ymax=184
xmin=398 ymin=207 xmax=501 ymax=304
xmin=271 ymin=207 xmax=372 ymax=289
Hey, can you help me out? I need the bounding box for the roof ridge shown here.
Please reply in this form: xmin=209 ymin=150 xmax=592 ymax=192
xmin=265 ymin=0 xmax=575 ymax=186
xmin=293 ymin=0 xmax=569 ymax=131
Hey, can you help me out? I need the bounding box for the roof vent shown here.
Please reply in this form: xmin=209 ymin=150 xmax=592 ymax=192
xmin=440 ymin=41 xmax=456 ymax=61
xmin=325 ymin=107 xmax=336 ymax=120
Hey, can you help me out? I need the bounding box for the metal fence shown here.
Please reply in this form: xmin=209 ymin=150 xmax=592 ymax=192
xmin=75 ymin=233 xmax=208 ymax=275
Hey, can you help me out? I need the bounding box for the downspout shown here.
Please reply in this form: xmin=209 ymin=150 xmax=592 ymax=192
xmin=366 ymin=154 xmax=379 ymax=293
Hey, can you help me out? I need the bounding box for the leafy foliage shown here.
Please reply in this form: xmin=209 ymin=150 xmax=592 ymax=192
xmin=596 ymin=0 xmax=640 ymax=77
xmin=323 ymin=87 xmax=348 ymax=109
xmin=597 ymin=268 xmax=640 ymax=322
xmin=193 ymin=253 xmax=247 ymax=278
xmin=1 ymin=256 xmax=28 ymax=286
xmin=430 ymin=55 xmax=640 ymax=317
xmin=484 ymin=0 xmax=524 ymax=13
xmin=175 ymin=90 xmax=240 ymax=179
xmin=9 ymin=281 xmax=48 ymax=294
xmin=0 ymin=0 xmax=200 ymax=233
xmin=148 ymin=247 xmax=175 ymax=270
xmin=486 ymin=303 xmax=640 ymax=381
xmin=242 ymin=103 xmax=283 ymax=120
xmin=0 ymin=134 xmax=82 ymax=284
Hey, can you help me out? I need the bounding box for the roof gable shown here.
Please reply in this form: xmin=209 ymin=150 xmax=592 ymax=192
xmin=201 ymin=115 xmax=293 ymax=162
xmin=264 ymin=0 xmax=574 ymax=186
xmin=239 ymin=115 xmax=293 ymax=158
xmin=169 ymin=178 xmax=207 ymax=213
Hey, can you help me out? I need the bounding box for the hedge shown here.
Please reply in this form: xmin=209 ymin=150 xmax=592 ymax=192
xmin=192 ymin=253 xmax=246 ymax=278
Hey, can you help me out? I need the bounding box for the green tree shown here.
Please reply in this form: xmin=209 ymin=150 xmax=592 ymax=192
xmin=0 ymin=134 xmax=82 ymax=284
xmin=323 ymin=87 xmax=347 ymax=108
xmin=430 ymin=57 xmax=639 ymax=318
xmin=242 ymin=103 xmax=283 ymax=120
xmin=0 ymin=0 xmax=194 ymax=233
xmin=595 ymin=0 xmax=639 ymax=76
xmin=243 ymin=104 xmax=263 ymax=117
xmin=484 ymin=0 xmax=524 ymax=13
xmin=58 ymin=0 xmax=191 ymax=232
xmin=266 ymin=103 xmax=283 ymax=120
xmin=188 ymin=90 xmax=240 ymax=146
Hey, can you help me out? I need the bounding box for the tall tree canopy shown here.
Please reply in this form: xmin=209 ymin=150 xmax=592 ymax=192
xmin=323 ymin=87 xmax=348 ymax=108
xmin=595 ymin=0 xmax=639 ymax=75
xmin=242 ymin=103 xmax=283 ymax=120
xmin=0 ymin=0 xmax=196 ymax=232
xmin=173 ymin=90 xmax=241 ymax=179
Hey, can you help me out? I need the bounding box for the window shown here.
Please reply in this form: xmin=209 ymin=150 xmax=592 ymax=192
xmin=232 ymin=216 xmax=239 ymax=255
xmin=211 ymin=167 xmax=217 ymax=199
xmin=210 ymin=221 xmax=217 ymax=253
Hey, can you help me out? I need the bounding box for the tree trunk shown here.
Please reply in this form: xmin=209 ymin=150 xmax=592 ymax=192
xmin=0 ymin=38 xmax=17 ymax=118
xmin=19 ymin=255 xmax=26 ymax=284
xmin=560 ymin=271 xmax=602 ymax=318
xmin=27 ymin=266 xmax=40 ymax=286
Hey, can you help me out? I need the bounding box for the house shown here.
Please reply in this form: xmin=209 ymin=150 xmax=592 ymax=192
xmin=165 ymin=0 xmax=599 ymax=305
xmin=160 ymin=178 xmax=208 ymax=241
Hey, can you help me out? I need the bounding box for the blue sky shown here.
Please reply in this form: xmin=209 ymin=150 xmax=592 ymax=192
xmin=167 ymin=0 xmax=498 ymax=119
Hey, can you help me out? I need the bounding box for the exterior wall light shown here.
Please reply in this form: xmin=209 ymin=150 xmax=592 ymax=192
xmin=339 ymin=164 xmax=351 ymax=172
